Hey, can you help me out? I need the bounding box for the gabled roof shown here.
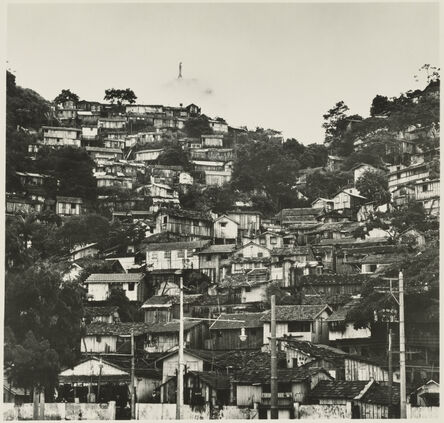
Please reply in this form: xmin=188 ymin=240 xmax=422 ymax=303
xmin=155 ymin=207 xmax=213 ymax=221
xmin=214 ymin=214 xmax=239 ymax=225
xmin=235 ymin=241 xmax=271 ymax=254
xmin=261 ymin=305 xmax=331 ymax=322
xmin=309 ymin=380 xmax=369 ymax=400
xmin=84 ymin=273 xmax=144 ymax=284
xmin=209 ymin=312 xmax=265 ymax=330
xmin=84 ymin=306 xmax=119 ymax=318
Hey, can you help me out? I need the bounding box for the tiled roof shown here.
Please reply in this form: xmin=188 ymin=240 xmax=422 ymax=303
xmin=210 ymin=312 xmax=265 ymax=330
xmin=84 ymin=273 xmax=144 ymax=284
xmin=309 ymin=380 xmax=368 ymax=400
xmin=84 ymin=306 xmax=119 ymax=318
xmin=199 ymin=244 xmax=237 ymax=254
xmin=305 ymin=221 xmax=362 ymax=235
xmin=360 ymin=253 xmax=404 ymax=265
xmin=284 ymin=340 xmax=348 ymax=362
xmin=300 ymin=274 xmax=370 ymax=286
xmin=277 ymin=208 xmax=322 ymax=224
xmin=271 ymin=246 xmax=312 ymax=257
xmin=261 ymin=305 xmax=330 ymax=322
xmin=156 ymin=207 xmax=213 ymax=221
xmin=85 ymin=147 xmax=123 ymax=154
xmin=363 ymin=382 xmax=400 ymax=406
xmin=143 ymin=240 xmax=209 ymax=252
xmin=234 ymin=365 xmax=329 ymax=384
xmin=85 ymin=320 xmax=202 ymax=336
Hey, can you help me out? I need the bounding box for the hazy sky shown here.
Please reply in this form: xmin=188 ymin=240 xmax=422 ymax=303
xmin=7 ymin=2 xmax=439 ymax=144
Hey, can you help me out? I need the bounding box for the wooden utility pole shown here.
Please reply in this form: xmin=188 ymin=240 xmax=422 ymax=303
xmin=176 ymin=273 xmax=184 ymax=420
xmin=270 ymin=295 xmax=278 ymax=419
xmin=387 ymin=323 xmax=393 ymax=418
xmin=130 ymin=329 xmax=135 ymax=419
xmin=399 ymin=271 xmax=406 ymax=419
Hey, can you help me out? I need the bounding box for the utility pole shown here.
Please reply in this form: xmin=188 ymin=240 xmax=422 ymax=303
xmin=399 ymin=271 xmax=406 ymax=419
xmin=387 ymin=323 xmax=393 ymax=418
xmin=270 ymin=295 xmax=278 ymax=419
xmin=176 ymin=272 xmax=184 ymax=420
xmin=130 ymin=329 xmax=135 ymax=420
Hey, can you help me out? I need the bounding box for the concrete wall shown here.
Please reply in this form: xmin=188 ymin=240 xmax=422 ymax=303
xmin=215 ymin=405 xmax=258 ymax=419
xmin=297 ymin=403 xmax=352 ymax=419
xmin=3 ymin=402 xmax=116 ymax=420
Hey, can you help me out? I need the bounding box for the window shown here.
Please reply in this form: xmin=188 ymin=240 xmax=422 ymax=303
xmin=96 ymin=336 xmax=102 ymax=343
xmin=177 ymin=250 xmax=185 ymax=258
xmin=206 ymin=256 xmax=212 ymax=262
xmin=259 ymin=238 xmax=266 ymax=245
xmin=151 ymin=252 xmax=158 ymax=259
xmin=163 ymin=216 xmax=168 ymax=224
xmin=270 ymin=237 xmax=277 ymax=245
xmin=288 ymin=322 xmax=311 ymax=332
xmin=245 ymin=286 xmax=251 ymax=292
xmin=422 ymin=184 xmax=428 ymax=192
xmin=220 ymin=222 xmax=227 ymax=228
xmin=257 ymin=252 xmax=263 ymax=258
xmin=128 ymin=282 xmax=135 ymax=291
xmin=164 ymin=251 xmax=171 ymax=259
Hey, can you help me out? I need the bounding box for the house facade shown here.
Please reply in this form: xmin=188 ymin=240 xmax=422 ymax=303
xmin=42 ymin=126 xmax=81 ymax=147
xmin=84 ymin=273 xmax=145 ymax=302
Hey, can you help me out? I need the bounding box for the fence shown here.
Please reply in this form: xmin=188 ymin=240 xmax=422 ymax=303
xmin=3 ymin=402 xmax=116 ymax=420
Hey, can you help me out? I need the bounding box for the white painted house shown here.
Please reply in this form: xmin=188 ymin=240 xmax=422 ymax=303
xmin=213 ymin=215 xmax=239 ymax=243
xmin=135 ymin=148 xmax=164 ymax=162
xmin=84 ymin=273 xmax=145 ymax=302
xmin=261 ymin=305 xmax=332 ymax=345
xmin=42 ymin=126 xmax=81 ymax=147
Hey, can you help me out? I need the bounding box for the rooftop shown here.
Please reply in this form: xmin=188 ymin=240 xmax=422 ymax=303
xmin=84 ymin=273 xmax=144 ymax=284
xmin=210 ymin=312 xmax=265 ymax=330
xmin=198 ymin=244 xmax=237 ymax=255
xmin=261 ymin=305 xmax=330 ymax=322
xmin=143 ymin=240 xmax=209 ymax=252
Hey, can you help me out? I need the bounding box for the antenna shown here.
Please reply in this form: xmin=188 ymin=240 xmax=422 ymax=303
xmin=178 ymin=62 xmax=183 ymax=79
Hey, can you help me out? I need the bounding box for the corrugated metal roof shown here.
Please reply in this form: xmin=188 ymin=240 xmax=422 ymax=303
xmin=84 ymin=273 xmax=144 ymax=284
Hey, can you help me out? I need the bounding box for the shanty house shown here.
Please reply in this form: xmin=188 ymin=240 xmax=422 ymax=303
xmin=208 ymin=312 xmax=264 ymax=350
xmin=332 ymin=188 xmax=367 ymax=211
xmin=219 ymin=269 xmax=270 ymax=304
xmin=226 ymin=210 xmax=261 ymax=237
xmin=41 ymin=126 xmax=81 ymax=147
xmin=201 ymin=134 xmax=224 ymax=148
xmin=261 ymin=305 xmax=332 ymax=345
xmin=213 ymin=215 xmax=239 ymax=243
xmin=230 ymin=242 xmax=271 ymax=274
xmin=84 ymin=273 xmax=145 ymax=302
xmin=56 ymin=196 xmax=83 ymax=216
xmin=198 ymin=244 xmax=236 ymax=283
xmin=144 ymin=240 xmax=209 ymax=270
xmin=155 ymin=208 xmax=213 ymax=238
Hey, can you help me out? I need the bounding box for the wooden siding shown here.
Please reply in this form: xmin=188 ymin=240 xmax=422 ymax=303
xmin=209 ymin=327 xmax=263 ymax=350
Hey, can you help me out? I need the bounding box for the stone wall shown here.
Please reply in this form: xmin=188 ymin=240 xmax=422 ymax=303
xmin=3 ymin=402 xmax=116 ymax=420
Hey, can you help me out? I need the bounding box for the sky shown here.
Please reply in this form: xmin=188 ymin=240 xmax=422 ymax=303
xmin=6 ymin=2 xmax=439 ymax=144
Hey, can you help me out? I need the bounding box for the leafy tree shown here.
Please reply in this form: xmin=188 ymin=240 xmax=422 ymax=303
xmin=157 ymin=142 xmax=192 ymax=170
xmin=298 ymin=144 xmax=329 ymax=169
xmin=104 ymin=88 xmax=137 ymax=105
xmin=370 ymin=95 xmax=390 ymax=117
xmin=183 ymin=270 xmax=211 ymax=294
xmin=356 ymin=170 xmax=391 ymax=205
xmin=54 ymin=89 xmax=79 ymax=105
xmin=184 ymin=115 xmax=212 ymax=138
xmin=202 ymin=185 xmax=235 ymax=214
xmin=5 ymin=264 xmax=85 ymax=367
xmin=5 ymin=331 xmax=60 ymax=396
xmin=322 ymin=101 xmax=350 ymax=144
xmin=34 ymin=146 xmax=97 ymax=201
xmin=108 ymin=287 xmax=143 ymax=322
xmin=303 ymin=170 xmax=351 ymax=202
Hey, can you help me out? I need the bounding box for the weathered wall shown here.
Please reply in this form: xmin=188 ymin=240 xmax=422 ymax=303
xmin=406 ymin=404 xmax=440 ymax=419
xmin=297 ymin=403 xmax=352 ymax=419
xmin=3 ymin=402 xmax=116 ymax=420
xmin=215 ymin=405 xmax=258 ymax=419
xmin=136 ymin=403 xmax=210 ymax=420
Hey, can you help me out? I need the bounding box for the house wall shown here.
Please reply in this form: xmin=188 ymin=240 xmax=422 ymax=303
xmin=235 ymin=243 xmax=270 ymax=259
xmin=98 ymin=120 xmax=126 ymax=130
xmin=162 ymin=352 xmax=204 ymax=383
xmin=253 ymin=233 xmax=284 ymax=250
xmin=87 ymin=282 xmax=139 ymax=302
xmin=263 ymin=322 xmax=313 ymax=344
xmin=388 ymin=164 xmax=429 ymax=192
xmin=71 ymin=247 xmax=98 ymax=261
xmin=214 ymin=217 xmax=238 ymax=240
xmin=56 ymin=201 xmax=82 ymax=216
xmin=333 ymin=192 xmax=351 ymax=210
xmin=205 ymin=171 xmax=232 ymax=186
xmin=227 ymin=213 xmax=261 ymax=232
xmin=415 ymin=180 xmax=440 ymax=201
xmin=329 ymin=323 xmax=371 ymax=341
xmin=344 ymin=358 xmax=400 ymax=382
xmin=146 ymin=249 xmax=200 ymax=270
xmin=144 ymin=308 xmax=172 ymax=324
xmin=82 ymin=127 xmax=98 ymax=139
xmin=81 ymin=335 xmax=117 ymax=353
xmin=209 ymin=327 xmax=263 ymax=350
xmin=241 ymin=284 xmax=267 ymax=303
xmin=236 ymin=385 xmax=262 ymax=406
xmin=135 ymin=150 xmax=163 ymax=162
xmin=156 ymin=214 xmax=212 ymax=238
xmin=136 ymin=377 xmax=161 ymax=403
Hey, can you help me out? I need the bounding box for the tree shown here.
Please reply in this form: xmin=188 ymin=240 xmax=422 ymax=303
xmin=356 ymin=170 xmax=391 ymax=205
xmin=157 ymin=142 xmax=191 ymax=170
xmin=5 ymin=264 xmax=85 ymax=367
xmin=108 ymin=287 xmax=143 ymax=322
xmin=104 ymin=88 xmax=137 ymax=105
xmin=322 ymin=101 xmax=350 ymax=144
xmin=303 ymin=170 xmax=351 ymax=202
xmin=370 ymin=95 xmax=390 ymax=116
xmin=35 ymin=146 xmax=97 ymax=201
xmin=54 ymin=89 xmax=79 ymax=105
xmin=184 ymin=116 xmax=212 ymax=138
